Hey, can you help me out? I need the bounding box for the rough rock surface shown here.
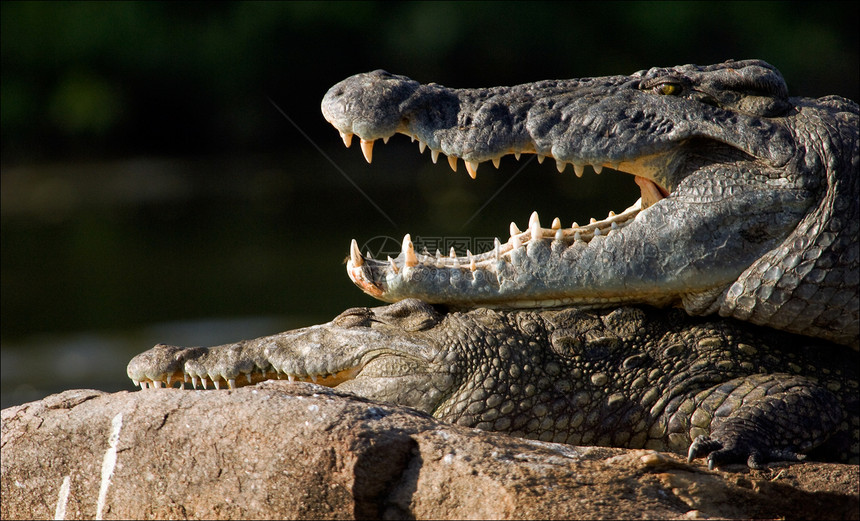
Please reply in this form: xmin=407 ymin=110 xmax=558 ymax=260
xmin=2 ymin=382 xmax=858 ymax=520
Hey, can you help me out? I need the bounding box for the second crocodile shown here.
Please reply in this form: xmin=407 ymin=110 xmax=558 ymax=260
xmin=128 ymin=300 xmax=859 ymax=469
xmin=322 ymin=60 xmax=859 ymax=348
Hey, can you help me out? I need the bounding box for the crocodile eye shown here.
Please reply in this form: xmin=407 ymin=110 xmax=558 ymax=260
xmin=333 ymin=307 xmax=373 ymax=328
xmin=656 ymin=83 xmax=682 ymax=96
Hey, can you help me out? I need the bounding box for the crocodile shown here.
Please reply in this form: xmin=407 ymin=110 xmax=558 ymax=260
xmin=321 ymin=60 xmax=859 ymax=348
xmin=128 ymin=299 xmax=859 ymax=469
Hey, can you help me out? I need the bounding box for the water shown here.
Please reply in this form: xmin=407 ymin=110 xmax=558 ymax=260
xmin=1 ymin=146 xmax=637 ymax=409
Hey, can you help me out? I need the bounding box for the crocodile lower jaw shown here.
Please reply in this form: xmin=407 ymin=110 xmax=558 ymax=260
xmin=347 ymin=187 xmax=673 ymax=289
xmin=349 ymin=196 xmax=643 ymax=274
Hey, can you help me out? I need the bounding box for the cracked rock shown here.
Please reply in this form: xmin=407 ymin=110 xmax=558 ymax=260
xmin=2 ymin=383 xmax=858 ymax=520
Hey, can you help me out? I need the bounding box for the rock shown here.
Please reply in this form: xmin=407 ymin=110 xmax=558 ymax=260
xmin=2 ymin=382 xmax=858 ymax=520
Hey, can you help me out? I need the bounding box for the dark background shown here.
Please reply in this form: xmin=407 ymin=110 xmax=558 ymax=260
xmin=2 ymin=1 xmax=858 ymax=407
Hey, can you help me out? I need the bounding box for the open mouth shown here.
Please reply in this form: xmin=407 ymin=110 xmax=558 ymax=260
xmin=338 ymin=131 xmax=671 ymax=277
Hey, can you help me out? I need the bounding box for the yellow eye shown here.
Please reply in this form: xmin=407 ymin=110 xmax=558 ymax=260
xmin=657 ymin=83 xmax=681 ymax=96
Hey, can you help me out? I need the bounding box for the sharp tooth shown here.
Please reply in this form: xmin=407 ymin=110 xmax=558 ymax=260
xmin=574 ymin=164 xmax=584 ymax=177
xmin=529 ymin=211 xmax=541 ymax=227
xmin=360 ymin=139 xmax=374 ymax=163
xmin=572 ymin=222 xmax=580 ymax=229
xmin=340 ymin=132 xmax=354 ymax=148
xmin=247 ymin=373 xmax=253 ymax=384
xmin=411 ymin=135 xmax=415 ymax=143
xmin=594 ymin=228 xmax=602 ymax=236
xmin=574 ymin=231 xmax=582 ymax=241
xmin=153 ymin=380 xmax=163 ymax=389
xmin=537 ymin=155 xmax=545 ymax=164
xmin=311 ymin=374 xmax=317 ymax=383
xmin=350 ymin=239 xmax=364 ymax=267
xmin=366 ymin=251 xmax=373 ymax=259
xmin=514 ymin=152 xmax=521 ymax=160
xmin=611 ymin=222 xmax=619 ymax=230
xmin=418 ymin=141 xmax=426 ymax=153
xmin=554 ymin=229 xmax=564 ymax=241
xmin=492 ymin=157 xmax=501 ymax=169
xmin=551 ymin=217 xmax=561 ymax=230
xmin=184 ymin=374 xmax=188 ymax=383
xmin=467 ymin=250 xmax=476 ymax=271
xmin=530 ymin=220 xmax=541 ymax=241
xmin=431 ymin=150 xmax=440 ymax=163
xmin=449 ymin=247 xmax=456 ymax=259
xmin=448 ymin=155 xmax=458 ymax=172
xmin=213 ymin=379 xmax=221 ymax=390
xmin=510 ymin=222 xmax=521 ymax=236
xmin=556 ymin=160 xmax=566 ymax=173
xmin=179 ymin=381 xmax=185 ymax=390
xmin=402 ymin=234 xmax=417 ymax=267
xmin=590 ymin=218 xmax=597 ymax=224
xmin=594 ymin=165 xmax=603 ymax=174
xmin=201 ymin=377 xmax=208 ymax=390
xmin=228 ymin=379 xmax=236 ymax=389
xmin=465 ymin=161 xmax=478 ymax=179
xmin=511 ymin=234 xmax=522 ymax=250
xmin=382 ymin=136 xmax=390 ymax=144
xmin=166 ymin=374 xmax=172 ymax=386
xmin=494 ymin=238 xmax=501 ymax=260
xmin=608 ymin=210 xmax=616 ymax=217
xmin=191 ymin=376 xmax=199 ymax=389
xmin=287 ymin=374 xmax=295 ymax=382
xmin=132 ymin=379 xmax=139 ymax=387
xmin=388 ymin=256 xmax=399 ymax=273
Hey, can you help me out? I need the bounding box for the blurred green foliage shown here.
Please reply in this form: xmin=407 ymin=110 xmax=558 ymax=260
xmin=2 ymin=0 xmax=859 ymax=337
xmin=2 ymin=1 xmax=857 ymax=163
xmin=0 ymin=1 xmax=858 ymax=407
xmin=1 ymin=2 xmax=858 ymax=405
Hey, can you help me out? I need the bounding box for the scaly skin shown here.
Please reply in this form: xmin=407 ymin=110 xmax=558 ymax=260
xmin=128 ymin=300 xmax=859 ymax=469
xmin=321 ymin=60 xmax=859 ymax=348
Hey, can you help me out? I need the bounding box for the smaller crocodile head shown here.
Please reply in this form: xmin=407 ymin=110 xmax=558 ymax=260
xmin=127 ymin=299 xmax=460 ymax=413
